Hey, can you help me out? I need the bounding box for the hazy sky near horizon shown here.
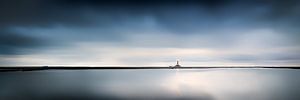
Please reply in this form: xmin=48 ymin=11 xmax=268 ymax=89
xmin=0 ymin=0 xmax=300 ymax=66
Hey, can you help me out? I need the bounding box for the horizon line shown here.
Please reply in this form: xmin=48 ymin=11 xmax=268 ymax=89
xmin=1 ymin=66 xmax=300 ymax=72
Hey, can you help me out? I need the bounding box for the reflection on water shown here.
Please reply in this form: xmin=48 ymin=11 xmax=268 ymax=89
xmin=1 ymin=69 xmax=300 ymax=100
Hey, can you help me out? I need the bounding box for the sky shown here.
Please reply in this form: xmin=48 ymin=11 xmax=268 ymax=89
xmin=0 ymin=0 xmax=300 ymax=66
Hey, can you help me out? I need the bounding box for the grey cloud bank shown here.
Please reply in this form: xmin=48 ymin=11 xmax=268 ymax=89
xmin=0 ymin=0 xmax=300 ymax=66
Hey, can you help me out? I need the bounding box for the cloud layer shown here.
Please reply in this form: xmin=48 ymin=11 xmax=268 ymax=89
xmin=0 ymin=0 xmax=300 ymax=66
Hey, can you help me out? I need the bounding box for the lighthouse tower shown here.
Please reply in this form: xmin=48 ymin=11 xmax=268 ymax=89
xmin=174 ymin=59 xmax=181 ymax=68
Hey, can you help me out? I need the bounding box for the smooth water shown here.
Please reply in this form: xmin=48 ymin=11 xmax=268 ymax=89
xmin=1 ymin=69 xmax=300 ymax=100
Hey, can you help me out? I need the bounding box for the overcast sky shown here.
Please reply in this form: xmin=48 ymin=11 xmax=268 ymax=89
xmin=0 ymin=0 xmax=300 ymax=66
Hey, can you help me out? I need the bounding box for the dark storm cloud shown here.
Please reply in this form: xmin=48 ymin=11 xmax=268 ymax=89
xmin=52 ymin=0 xmax=300 ymax=36
xmin=261 ymin=0 xmax=300 ymax=40
xmin=0 ymin=0 xmax=98 ymax=27
xmin=0 ymin=30 xmax=44 ymax=55
xmin=0 ymin=0 xmax=298 ymax=29
xmin=0 ymin=0 xmax=89 ymax=54
xmin=0 ymin=0 xmax=300 ymax=57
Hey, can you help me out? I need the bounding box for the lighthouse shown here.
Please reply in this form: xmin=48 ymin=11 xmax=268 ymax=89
xmin=174 ymin=59 xmax=181 ymax=68
xmin=169 ymin=59 xmax=182 ymax=68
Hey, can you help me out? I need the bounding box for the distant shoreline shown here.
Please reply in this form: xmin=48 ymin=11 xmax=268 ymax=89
xmin=0 ymin=66 xmax=300 ymax=72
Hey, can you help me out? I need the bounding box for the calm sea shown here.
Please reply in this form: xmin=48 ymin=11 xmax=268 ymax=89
xmin=1 ymin=68 xmax=300 ymax=100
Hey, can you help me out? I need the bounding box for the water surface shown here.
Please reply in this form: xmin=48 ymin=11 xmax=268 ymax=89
xmin=1 ymin=68 xmax=300 ymax=100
